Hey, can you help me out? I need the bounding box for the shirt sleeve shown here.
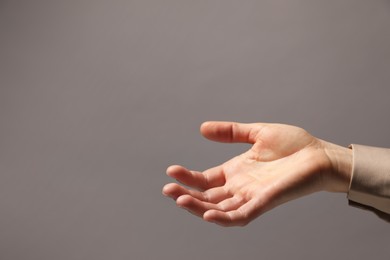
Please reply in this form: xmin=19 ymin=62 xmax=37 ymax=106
xmin=348 ymin=144 xmax=390 ymax=215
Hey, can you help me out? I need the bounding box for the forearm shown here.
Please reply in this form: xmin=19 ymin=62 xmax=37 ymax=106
xmin=323 ymin=141 xmax=390 ymax=215
xmin=347 ymin=144 xmax=390 ymax=214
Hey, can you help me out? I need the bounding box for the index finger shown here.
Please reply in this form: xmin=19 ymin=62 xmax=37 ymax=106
xmin=167 ymin=165 xmax=225 ymax=191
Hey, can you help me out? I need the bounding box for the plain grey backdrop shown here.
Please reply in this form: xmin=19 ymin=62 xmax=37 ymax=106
xmin=0 ymin=0 xmax=389 ymax=259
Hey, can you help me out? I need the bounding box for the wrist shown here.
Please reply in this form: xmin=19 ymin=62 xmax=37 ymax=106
xmin=322 ymin=141 xmax=353 ymax=193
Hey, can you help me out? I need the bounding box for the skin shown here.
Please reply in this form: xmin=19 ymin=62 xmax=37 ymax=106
xmin=162 ymin=121 xmax=352 ymax=227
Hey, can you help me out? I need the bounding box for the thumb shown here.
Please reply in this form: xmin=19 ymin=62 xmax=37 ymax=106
xmin=200 ymin=121 xmax=263 ymax=144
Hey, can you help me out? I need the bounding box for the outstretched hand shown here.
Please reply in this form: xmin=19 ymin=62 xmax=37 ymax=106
xmin=163 ymin=121 xmax=352 ymax=227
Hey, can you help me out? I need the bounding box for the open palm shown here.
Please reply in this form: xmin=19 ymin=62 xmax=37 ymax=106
xmin=163 ymin=121 xmax=350 ymax=226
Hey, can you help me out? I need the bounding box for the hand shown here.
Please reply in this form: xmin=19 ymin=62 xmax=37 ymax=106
xmin=163 ymin=121 xmax=352 ymax=227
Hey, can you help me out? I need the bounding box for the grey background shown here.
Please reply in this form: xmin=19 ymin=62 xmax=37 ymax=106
xmin=0 ymin=0 xmax=389 ymax=259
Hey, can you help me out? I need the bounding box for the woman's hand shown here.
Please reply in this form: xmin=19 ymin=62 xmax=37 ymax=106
xmin=163 ymin=121 xmax=352 ymax=227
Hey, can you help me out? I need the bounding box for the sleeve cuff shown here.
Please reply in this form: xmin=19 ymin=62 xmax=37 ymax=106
xmin=348 ymin=144 xmax=390 ymax=215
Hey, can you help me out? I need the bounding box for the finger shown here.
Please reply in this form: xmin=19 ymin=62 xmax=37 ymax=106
xmin=203 ymin=186 xmax=231 ymax=203
xmin=162 ymin=183 xmax=207 ymax=201
xmin=176 ymin=195 xmax=224 ymax=217
xmin=166 ymin=165 xmax=208 ymax=191
xmin=200 ymin=121 xmax=265 ymax=144
xmin=167 ymin=165 xmax=225 ymax=190
xmin=203 ymin=198 xmax=263 ymax=227
xmin=216 ymin=195 xmax=246 ymax=212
